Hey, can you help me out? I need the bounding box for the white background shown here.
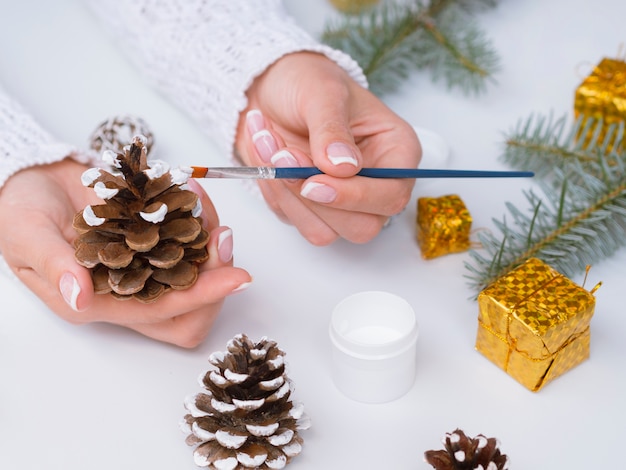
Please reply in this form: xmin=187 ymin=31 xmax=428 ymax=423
xmin=1 ymin=1 xmax=625 ymax=469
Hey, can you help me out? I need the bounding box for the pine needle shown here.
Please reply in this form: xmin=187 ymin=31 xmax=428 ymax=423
xmin=465 ymin=115 xmax=626 ymax=292
xmin=321 ymin=0 xmax=500 ymax=96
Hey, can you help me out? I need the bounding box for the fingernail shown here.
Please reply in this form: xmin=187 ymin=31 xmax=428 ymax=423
xmin=300 ymin=181 xmax=337 ymax=203
xmin=231 ymin=280 xmax=253 ymax=294
xmin=60 ymin=272 xmax=81 ymax=312
xmin=246 ymin=109 xmax=265 ymax=135
xmin=271 ymin=149 xmax=298 ymax=167
xmin=217 ymin=228 xmax=233 ymax=263
xmin=327 ymin=142 xmax=358 ymax=166
xmin=252 ymin=130 xmax=278 ymax=163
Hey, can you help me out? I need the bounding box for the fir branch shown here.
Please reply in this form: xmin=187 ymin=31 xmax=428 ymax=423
xmin=321 ymin=0 xmax=500 ymax=96
xmin=465 ymin=152 xmax=626 ymax=292
xmin=501 ymin=113 xmax=625 ymax=179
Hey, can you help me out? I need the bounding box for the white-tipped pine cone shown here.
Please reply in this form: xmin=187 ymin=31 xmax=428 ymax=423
xmin=89 ymin=114 xmax=154 ymax=155
xmin=73 ymin=135 xmax=209 ymax=303
xmin=424 ymin=429 xmax=509 ymax=470
xmin=182 ymin=334 xmax=311 ymax=469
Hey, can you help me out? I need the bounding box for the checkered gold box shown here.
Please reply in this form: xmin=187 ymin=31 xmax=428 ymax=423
xmin=416 ymin=194 xmax=472 ymax=259
xmin=476 ymin=258 xmax=596 ymax=391
xmin=574 ymin=57 xmax=626 ymax=151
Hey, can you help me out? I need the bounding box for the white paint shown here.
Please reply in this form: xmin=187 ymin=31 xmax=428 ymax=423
xmin=81 ymin=167 xmax=101 ymax=186
xmin=191 ymin=421 xmax=215 ymax=441
xmin=267 ymin=429 xmax=293 ymax=447
xmin=191 ymin=199 xmax=202 ymax=217
xmin=209 ymin=371 xmax=227 ymax=386
xmin=281 ymin=439 xmax=302 ymax=457
xmin=210 ymin=398 xmax=236 ymax=413
xmin=215 ymin=430 xmax=247 ymax=449
xmin=232 ymin=398 xmax=264 ymax=410
xmin=145 ymin=159 xmax=169 ymax=179
xmin=83 ymin=205 xmax=105 ymax=226
xmin=183 ymin=394 xmax=209 ymax=417
xmin=102 ymin=150 xmax=120 ymax=168
xmin=140 ymin=203 xmax=168 ymax=223
xmin=224 ymin=369 xmax=248 ymax=384
xmin=246 ymin=422 xmax=279 ymax=437
xmin=170 ymin=166 xmax=192 ymax=185
xmin=213 ymin=456 xmax=238 ymax=470
xmin=237 ymin=450 xmax=267 ymax=467
xmin=94 ymin=181 xmax=118 ymax=199
xmin=265 ymin=455 xmax=287 ymax=469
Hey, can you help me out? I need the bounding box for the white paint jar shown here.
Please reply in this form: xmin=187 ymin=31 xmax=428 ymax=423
xmin=329 ymin=291 xmax=419 ymax=403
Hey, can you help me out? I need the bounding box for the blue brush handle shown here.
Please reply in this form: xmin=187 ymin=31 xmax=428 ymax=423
xmin=274 ymin=167 xmax=534 ymax=179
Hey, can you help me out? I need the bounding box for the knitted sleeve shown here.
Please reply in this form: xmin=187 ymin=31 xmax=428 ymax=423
xmin=86 ymin=0 xmax=367 ymax=159
xmin=0 ymin=87 xmax=85 ymax=189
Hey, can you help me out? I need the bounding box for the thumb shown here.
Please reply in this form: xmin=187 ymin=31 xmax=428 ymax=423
xmin=304 ymin=91 xmax=362 ymax=177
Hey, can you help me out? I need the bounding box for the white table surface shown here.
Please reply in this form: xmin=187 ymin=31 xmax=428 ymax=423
xmin=2 ymin=1 xmax=626 ymax=469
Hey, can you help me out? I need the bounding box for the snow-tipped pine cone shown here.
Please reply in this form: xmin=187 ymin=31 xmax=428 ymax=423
xmin=424 ymin=428 xmax=509 ymax=470
xmin=182 ymin=334 xmax=311 ymax=469
xmin=73 ymin=135 xmax=209 ymax=303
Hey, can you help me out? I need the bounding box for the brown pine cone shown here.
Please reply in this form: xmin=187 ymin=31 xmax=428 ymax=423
xmin=424 ymin=429 xmax=509 ymax=470
xmin=73 ymin=134 xmax=209 ymax=303
xmin=89 ymin=114 xmax=154 ymax=155
xmin=182 ymin=334 xmax=311 ymax=469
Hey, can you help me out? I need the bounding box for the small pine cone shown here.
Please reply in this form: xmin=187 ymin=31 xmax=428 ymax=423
xmin=424 ymin=429 xmax=509 ymax=470
xmin=73 ymin=135 xmax=209 ymax=303
xmin=182 ymin=334 xmax=311 ymax=469
xmin=89 ymin=114 xmax=154 ymax=155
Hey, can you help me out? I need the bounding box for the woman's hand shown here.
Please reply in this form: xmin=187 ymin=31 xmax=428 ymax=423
xmin=236 ymin=52 xmax=421 ymax=246
xmin=0 ymin=158 xmax=252 ymax=348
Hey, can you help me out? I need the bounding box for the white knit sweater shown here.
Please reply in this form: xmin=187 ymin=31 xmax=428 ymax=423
xmin=0 ymin=0 xmax=366 ymax=189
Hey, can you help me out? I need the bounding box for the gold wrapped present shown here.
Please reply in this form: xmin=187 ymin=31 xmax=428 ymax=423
xmin=329 ymin=0 xmax=380 ymax=13
xmin=476 ymin=258 xmax=597 ymax=392
xmin=574 ymin=57 xmax=626 ymax=151
xmin=416 ymin=194 xmax=472 ymax=259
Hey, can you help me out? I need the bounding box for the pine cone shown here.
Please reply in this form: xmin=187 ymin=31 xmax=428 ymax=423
xmin=182 ymin=334 xmax=311 ymax=469
xmin=424 ymin=429 xmax=509 ymax=470
xmin=89 ymin=114 xmax=154 ymax=155
xmin=73 ymin=135 xmax=209 ymax=303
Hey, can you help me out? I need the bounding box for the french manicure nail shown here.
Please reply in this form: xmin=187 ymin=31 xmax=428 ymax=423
xmin=271 ymin=149 xmax=298 ymax=167
xmin=217 ymin=228 xmax=234 ymax=263
xmin=300 ymin=181 xmax=337 ymax=203
xmin=60 ymin=272 xmax=81 ymax=312
xmin=231 ymin=280 xmax=253 ymax=294
xmin=246 ymin=109 xmax=265 ymax=135
xmin=327 ymin=142 xmax=358 ymax=166
xmin=252 ymin=130 xmax=278 ymax=163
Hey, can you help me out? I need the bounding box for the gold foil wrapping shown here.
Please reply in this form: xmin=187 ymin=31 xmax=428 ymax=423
xmin=574 ymin=57 xmax=626 ymax=151
xmin=329 ymin=0 xmax=380 ymax=13
xmin=476 ymin=258 xmax=596 ymax=392
xmin=416 ymin=194 xmax=472 ymax=259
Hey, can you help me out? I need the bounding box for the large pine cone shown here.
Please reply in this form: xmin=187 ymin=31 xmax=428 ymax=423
xmin=424 ymin=429 xmax=509 ymax=470
xmin=182 ymin=334 xmax=311 ymax=469
xmin=73 ymin=135 xmax=209 ymax=303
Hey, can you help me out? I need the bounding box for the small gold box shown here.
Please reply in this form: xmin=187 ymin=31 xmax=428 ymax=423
xmin=574 ymin=57 xmax=626 ymax=151
xmin=476 ymin=258 xmax=596 ymax=392
xmin=416 ymin=194 xmax=472 ymax=259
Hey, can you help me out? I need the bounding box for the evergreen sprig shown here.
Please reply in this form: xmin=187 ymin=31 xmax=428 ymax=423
xmin=465 ymin=114 xmax=626 ymax=292
xmin=321 ymin=0 xmax=500 ymax=96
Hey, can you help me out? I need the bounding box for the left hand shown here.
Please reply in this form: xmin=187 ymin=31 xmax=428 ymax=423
xmin=236 ymin=52 xmax=421 ymax=246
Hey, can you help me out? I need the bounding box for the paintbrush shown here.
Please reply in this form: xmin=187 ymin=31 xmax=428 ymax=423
xmin=190 ymin=166 xmax=534 ymax=179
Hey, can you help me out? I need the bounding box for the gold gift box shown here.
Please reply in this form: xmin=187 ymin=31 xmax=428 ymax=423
xmin=476 ymin=258 xmax=596 ymax=392
xmin=574 ymin=57 xmax=626 ymax=151
xmin=416 ymin=194 xmax=472 ymax=259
